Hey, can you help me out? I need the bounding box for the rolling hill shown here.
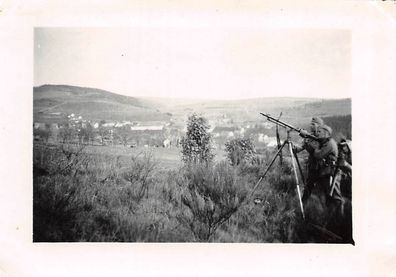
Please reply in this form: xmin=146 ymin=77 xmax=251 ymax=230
xmin=33 ymin=84 xmax=351 ymax=125
xmin=33 ymin=85 xmax=170 ymax=123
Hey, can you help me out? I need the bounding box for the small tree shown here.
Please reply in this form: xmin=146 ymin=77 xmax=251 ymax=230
xmin=79 ymin=122 xmax=94 ymax=145
xmin=225 ymin=138 xmax=256 ymax=166
xmin=181 ymin=114 xmax=214 ymax=164
xmin=34 ymin=127 xmax=51 ymax=143
xmin=121 ymin=152 xmax=157 ymax=204
xmin=115 ymin=126 xmax=131 ymax=146
xmin=59 ymin=125 xmax=75 ymax=143
xmin=98 ymin=124 xmax=108 ymax=145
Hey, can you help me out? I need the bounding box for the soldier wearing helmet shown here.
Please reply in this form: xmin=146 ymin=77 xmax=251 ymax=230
xmin=294 ymin=117 xmax=324 ymax=203
xmin=309 ymin=124 xmax=343 ymax=221
xmin=336 ymin=138 xmax=352 ymax=199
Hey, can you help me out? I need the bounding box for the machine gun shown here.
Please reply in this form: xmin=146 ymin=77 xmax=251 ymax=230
xmin=260 ymin=113 xmax=319 ymax=141
xmin=251 ymin=112 xmax=320 ymax=220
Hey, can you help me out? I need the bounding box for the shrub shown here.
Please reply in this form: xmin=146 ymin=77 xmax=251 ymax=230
xmin=59 ymin=126 xmax=76 ymax=143
xmin=33 ymin=145 xmax=163 ymax=242
xmin=33 ymin=139 xmax=348 ymax=243
xmin=180 ymin=113 xmax=214 ymax=164
xmin=176 ymin=162 xmax=249 ymax=241
xmin=33 ymin=143 xmax=89 ymax=177
xmin=215 ymin=179 xmax=305 ymax=243
xmin=121 ymin=151 xmax=157 ymax=204
xmin=33 ymin=174 xmax=86 ymax=241
xmin=225 ymin=138 xmax=256 ymax=166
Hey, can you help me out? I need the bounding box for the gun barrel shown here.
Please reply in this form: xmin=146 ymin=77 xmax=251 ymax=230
xmin=260 ymin=112 xmax=319 ymax=141
xmin=260 ymin=113 xmax=300 ymax=132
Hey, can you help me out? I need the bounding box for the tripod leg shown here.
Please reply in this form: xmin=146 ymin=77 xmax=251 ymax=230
xmin=249 ymin=140 xmax=287 ymax=198
xmin=292 ymin=145 xmax=306 ymax=187
xmin=288 ymin=142 xmax=305 ymax=220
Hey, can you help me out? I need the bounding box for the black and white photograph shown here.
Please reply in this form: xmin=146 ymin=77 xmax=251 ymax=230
xmin=2 ymin=0 xmax=396 ymax=276
xmin=33 ymin=27 xmax=352 ymax=243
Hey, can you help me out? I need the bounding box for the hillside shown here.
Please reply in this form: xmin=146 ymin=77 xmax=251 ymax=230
xmin=144 ymin=96 xmax=351 ymax=126
xmin=34 ymin=84 xmax=351 ymax=125
xmin=33 ymin=85 xmax=170 ymax=123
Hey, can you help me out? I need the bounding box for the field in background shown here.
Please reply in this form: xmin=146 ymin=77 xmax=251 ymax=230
xmin=34 ymin=142 xmax=227 ymax=170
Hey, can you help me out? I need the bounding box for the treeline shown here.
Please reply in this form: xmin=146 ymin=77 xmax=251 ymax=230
xmin=322 ymin=114 xmax=351 ymax=141
xmin=33 ymin=123 xmax=169 ymax=147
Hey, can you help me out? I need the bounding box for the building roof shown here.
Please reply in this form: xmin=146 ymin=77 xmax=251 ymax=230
xmin=130 ymin=126 xmax=164 ymax=131
xmin=212 ymin=126 xmax=238 ymax=133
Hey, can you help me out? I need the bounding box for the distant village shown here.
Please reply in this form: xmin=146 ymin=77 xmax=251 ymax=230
xmin=33 ymin=112 xmax=280 ymax=149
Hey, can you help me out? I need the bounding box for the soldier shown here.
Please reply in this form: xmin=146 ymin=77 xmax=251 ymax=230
xmin=293 ymin=117 xmax=324 ymax=203
xmin=333 ymin=138 xmax=353 ymax=243
xmin=311 ymin=127 xmax=355 ymax=241
xmin=312 ymin=124 xmax=339 ymax=209
xmin=334 ymin=139 xmax=352 ymax=200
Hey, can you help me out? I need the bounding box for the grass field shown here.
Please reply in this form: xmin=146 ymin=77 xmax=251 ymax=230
xmin=33 ymin=141 xmax=353 ymax=243
xmin=35 ymin=142 xmax=227 ymax=170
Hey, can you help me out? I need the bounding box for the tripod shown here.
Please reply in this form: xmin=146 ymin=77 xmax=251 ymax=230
xmin=250 ymin=130 xmax=306 ymax=219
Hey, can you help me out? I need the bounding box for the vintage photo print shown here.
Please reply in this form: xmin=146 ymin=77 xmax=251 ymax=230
xmin=2 ymin=0 xmax=396 ymax=276
xmin=33 ymin=26 xmax=352 ymax=243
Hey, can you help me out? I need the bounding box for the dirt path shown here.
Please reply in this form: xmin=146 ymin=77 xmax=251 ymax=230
xmin=37 ymin=101 xmax=67 ymax=113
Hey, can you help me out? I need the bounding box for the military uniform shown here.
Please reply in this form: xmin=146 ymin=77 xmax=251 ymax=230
xmin=333 ymin=139 xmax=353 ymax=243
xmin=334 ymin=140 xmax=352 ymax=200
xmin=299 ymin=139 xmax=320 ymax=202
xmin=312 ymin=135 xmax=339 ymax=205
xmin=294 ymin=117 xmax=323 ymax=203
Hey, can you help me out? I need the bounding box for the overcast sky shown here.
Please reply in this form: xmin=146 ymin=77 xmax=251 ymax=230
xmin=34 ymin=26 xmax=351 ymax=99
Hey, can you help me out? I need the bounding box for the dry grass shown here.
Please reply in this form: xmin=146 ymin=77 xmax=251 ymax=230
xmin=33 ymin=142 xmax=352 ymax=243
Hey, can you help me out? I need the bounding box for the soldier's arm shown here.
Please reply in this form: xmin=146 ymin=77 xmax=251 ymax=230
xmin=305 ymin=139 xmax=319 ymax=154
xmin=293 ymin=144 xmax=304 ymax=153
xmin=294 ymin=138 xmax=315 ymax=153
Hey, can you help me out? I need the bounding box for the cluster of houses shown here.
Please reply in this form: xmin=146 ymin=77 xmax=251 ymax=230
xmin=34 ymin=113 xmax=162 ymax=131
xmin=33 ymin=113 xmax=180 ymax=147
xmin=209 ymin=122 xmax=278 ymax=149
xmin=33 ymin=112 xmax=279 ymax=148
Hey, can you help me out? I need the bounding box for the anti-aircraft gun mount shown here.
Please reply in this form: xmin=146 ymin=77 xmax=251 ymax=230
xmin=250 ymin=113 xmax=319 ymax=220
